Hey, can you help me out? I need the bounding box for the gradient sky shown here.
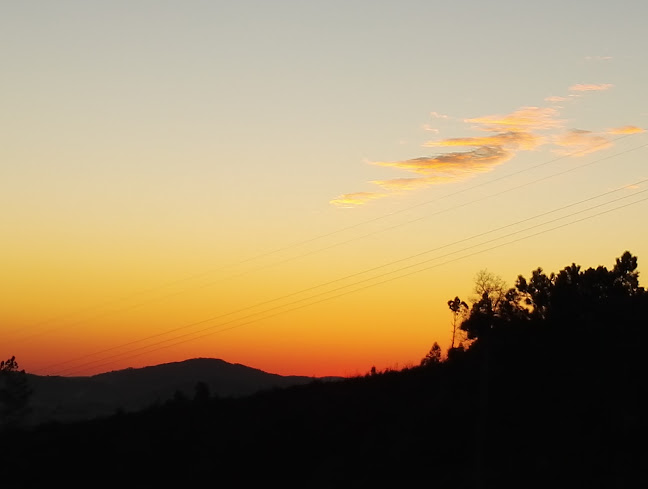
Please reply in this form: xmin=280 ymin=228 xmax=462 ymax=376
xmin=2 ymin=1 xmax=648 ymax=377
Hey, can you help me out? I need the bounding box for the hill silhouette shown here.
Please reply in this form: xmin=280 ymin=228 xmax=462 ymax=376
xmin=2 ymin=251 xmax=647 ymax=488
xmin=26 ymin=357 xmax=341 ymax=424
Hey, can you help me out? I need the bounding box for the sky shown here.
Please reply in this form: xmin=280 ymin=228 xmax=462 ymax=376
xmin=2 ymin=0 xmax=648 ymax=378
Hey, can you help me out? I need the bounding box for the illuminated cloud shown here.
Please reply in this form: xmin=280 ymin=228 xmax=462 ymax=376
xmin=330 ymin=192 xmax=388 ymax=207
xmin=331 ymin=89 xmax=639 ymax=206
xmin=465 ymin=106 xmax=562 ymax=132
xmin=607 ymin=125 xmax=645 ymax=135
xmin=584 ymin=56 xmax=613 ymax=61
xmin=371 ymin=176 xmax=457 ymax=190
xmin=365 ymin=147 xmax=512 ymax=194
xmin=372 ymin=146 xmax=513 ymax=175
xmin=424 ymin=131 xmax=542 ymax=150
xmin=545 ymin=95 xmax=568 ymax=103
xmin=332 ymin=106 xmax=554 ymax=206
xmin=569 ymin=83 xmax=613 ymax=92
xmin=554 ymin=129 xmax=612 ymax=156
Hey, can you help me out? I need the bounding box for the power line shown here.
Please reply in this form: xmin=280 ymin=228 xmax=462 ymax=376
xmin=40 ymin=178 xmax=646 ymax=373
xmin=49 ymin=185 xmax=648 ymax=376
xmin=62 ymin=194 xmax=648 ymax=376
xmin=13 ymin=138 xmax=647 ymax=346
xmin=13 ymin=134 xmax=636 ymax=339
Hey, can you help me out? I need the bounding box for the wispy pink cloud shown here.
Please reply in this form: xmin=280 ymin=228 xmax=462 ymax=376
xmin=569 ymin=83 xmax=613 ymax=92
xmin=553 ymin=129 xmax=612 ymax=156
xmin=584 ymin=56 xmax=613 ymax=61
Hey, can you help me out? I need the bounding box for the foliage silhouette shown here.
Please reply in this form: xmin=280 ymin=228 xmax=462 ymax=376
xmin=0 ymin=356 xmax=32 ymax=429
xmin=448 ymin=296 xmax=469 ymax=348
xmin=420 ymin=342 xmax=442 ymax=366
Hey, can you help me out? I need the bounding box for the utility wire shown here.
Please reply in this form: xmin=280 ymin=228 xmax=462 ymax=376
xmin=14 ymin=138 xmax=647 ymax=345
xmin=50 ymin=186 xmax=648 ymax=376
xmin=62 ymin=194 xmax=648 ymax=376
xmin=39 ymin=175 xmax=648 ymax=372
xmin=38 ymin=176 xmax=644 ymax=372
xmin=13 ymin=134 xmax=636 ymax=337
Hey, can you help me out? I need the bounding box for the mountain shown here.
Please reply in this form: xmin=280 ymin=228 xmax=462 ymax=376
xmin=26 ymin=357 xmax=341 ymax=424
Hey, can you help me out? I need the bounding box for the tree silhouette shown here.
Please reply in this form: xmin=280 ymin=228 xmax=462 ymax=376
xmin=612 ymin=250 xmax=640 ymax=295
xmin=459 ymin=250 xmax=645 ymax=342
xmin=421 ymin=342 xmax=442 ymax=366
xmin=516 ymin=267 xmax=553 ymax=320
xmin=0 ymin=356 xmax=31 ymax=429
xmin=472 ymin=269 xmax=507 ymax=309
xmin=447 ymin=296 xmax=468 ymax=349
xmin=460 ymin=270 xmax=515 ymax=339
xmin=461 ymin=292 xmax=495 ymax=340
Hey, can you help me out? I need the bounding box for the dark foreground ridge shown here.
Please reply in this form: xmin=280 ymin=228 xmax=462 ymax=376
xmin=1 ymin=251 xmax=647 ymax=488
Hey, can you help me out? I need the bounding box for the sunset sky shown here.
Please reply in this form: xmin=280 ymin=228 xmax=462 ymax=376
xmin=2 ymin=1 xmax=648 ymax=378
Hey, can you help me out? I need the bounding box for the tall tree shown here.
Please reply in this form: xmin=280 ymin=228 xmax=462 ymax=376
xmin=448 ymin=296 xmax=468 ymax=349
xmin=472 ymin=269 xmax=507 ymax=309
xmin=460 ymin=270 xmax=508 ymax=341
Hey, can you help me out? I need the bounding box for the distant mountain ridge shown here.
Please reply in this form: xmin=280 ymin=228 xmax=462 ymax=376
xmin=27 ymin=358 xmax=341 ymax=424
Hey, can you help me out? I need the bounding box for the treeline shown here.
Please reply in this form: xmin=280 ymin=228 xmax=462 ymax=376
xmin=1 ymin=251 xmax=647 ymax=488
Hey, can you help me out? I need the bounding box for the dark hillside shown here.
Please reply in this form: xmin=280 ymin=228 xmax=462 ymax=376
xmin=24 ymin=357 xmax=336 ymax=424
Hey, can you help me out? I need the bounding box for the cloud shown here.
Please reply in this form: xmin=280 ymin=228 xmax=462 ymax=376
xmin=372 ymin=146 xmax=513 ymax=176
xmin=363 ymin=146 xmax=513 ymax=194
xmin=465 ymin=106 xmax=563 ymax=132
xmin=553 ymin=129 xmax=612 ymax=156
xmin=371 ymin=175 xmax=458 ymax=190
xmin=329 ymin=192 xmax=388 ymax=207
xmin=607 ymin=125 xmax=645 ymax=135
xmin=584 ymin=56 xmax=613 ymax=61
xmin=569 ymin=83 xmax=614 ymax=92
xmin=331 ymin=88 xmax=641 ymax=206
xmin=423 ymin=131 xmax=543 ymax=150
xmin=422 ymin=124 xmax=440 ymax=134
xmin=332 ymin=107 xmax=555 ymax=206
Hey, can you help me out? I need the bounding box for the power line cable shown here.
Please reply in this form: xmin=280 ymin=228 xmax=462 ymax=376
xmin=39 ymin=177 xmax=646 ymax=372
xmin=13 ymin=134 xmax=637 ymax=338
xmin=63 ymin=194 xmax=648 ymax=376
xmin=14 ymin=138 xmax=647 ymax=345
xmin=49 ymin=186 xmax=648 ymax=375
